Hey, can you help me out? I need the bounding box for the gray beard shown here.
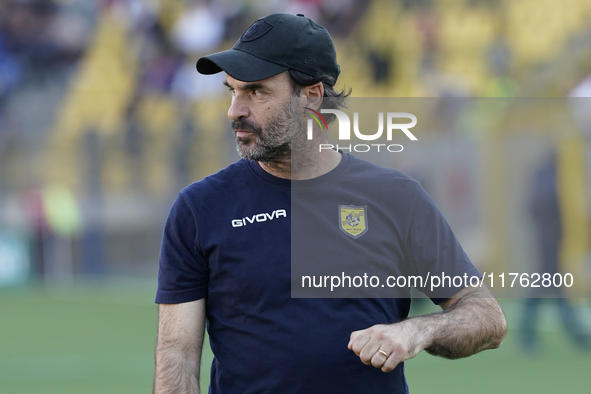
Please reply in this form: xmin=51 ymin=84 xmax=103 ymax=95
xmin=234 ymin=97 xmax=317 ymax=176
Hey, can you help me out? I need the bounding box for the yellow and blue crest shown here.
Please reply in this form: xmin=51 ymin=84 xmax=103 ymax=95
xmin=339 ymin=205 xmax=368 ymax=238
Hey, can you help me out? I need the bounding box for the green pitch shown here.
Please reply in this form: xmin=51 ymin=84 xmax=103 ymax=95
xmin=0 ymin=284 xmax=588 ymax=393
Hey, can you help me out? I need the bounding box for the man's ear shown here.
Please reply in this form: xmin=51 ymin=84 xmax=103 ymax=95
xmin=303 ymin=82 xmax=324 ymax=110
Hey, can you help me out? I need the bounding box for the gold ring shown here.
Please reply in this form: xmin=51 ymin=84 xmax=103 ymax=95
xmin=378 ymin=349 xmax=389 ymax=358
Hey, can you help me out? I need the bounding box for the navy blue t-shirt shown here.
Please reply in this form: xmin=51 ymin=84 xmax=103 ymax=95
xmin=156 ymin=152 xmax=480 ymax=393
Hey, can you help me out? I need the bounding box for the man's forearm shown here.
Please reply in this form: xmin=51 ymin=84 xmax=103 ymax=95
xmin=349 ymin=286 xmax=507 ymax=372
xmin=153 ymin=301 xmax=206 ymax=394
xmin=410 ymin=290 xmax=507 ymax=359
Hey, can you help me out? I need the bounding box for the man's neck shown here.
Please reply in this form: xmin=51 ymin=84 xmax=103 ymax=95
xmin=258 ymin=149 xmax=342 ymax=180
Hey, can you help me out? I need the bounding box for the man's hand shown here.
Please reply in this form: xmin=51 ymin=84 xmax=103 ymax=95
xmin=348 ymin=320 xmax=424 ymax=372
xmin=348 ymin=286 xmax=507 ymax=372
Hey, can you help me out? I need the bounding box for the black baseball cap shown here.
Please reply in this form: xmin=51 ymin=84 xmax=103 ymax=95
xmin=196 ymin=13 xmax=340 ymax=83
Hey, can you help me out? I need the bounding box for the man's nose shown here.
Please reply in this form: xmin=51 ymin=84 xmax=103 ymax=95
xmin=227 ymin=96 xmax=249 ymax=121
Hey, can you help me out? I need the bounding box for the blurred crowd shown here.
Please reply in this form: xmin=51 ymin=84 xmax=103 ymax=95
xmin=3 ymin=0 xmax=590 ymax=128
xmin=0 ymin=0 xmax=91 ymax=108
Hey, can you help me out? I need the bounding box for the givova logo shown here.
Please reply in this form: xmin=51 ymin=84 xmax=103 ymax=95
xmin=231 ymin=209 xmax=288 ymax=227
xmin=303 ymin=108 xmax=417 ymax=153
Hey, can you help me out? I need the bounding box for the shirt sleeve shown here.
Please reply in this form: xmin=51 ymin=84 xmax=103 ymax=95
xmin=405 ymin=183 xmax=481 ymax=304
xmin=155 ymin=192 xmax=209 ymax=304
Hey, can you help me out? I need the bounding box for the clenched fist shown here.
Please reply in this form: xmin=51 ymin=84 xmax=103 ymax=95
xmin=347 ymin=320 xmax=427 ymax=373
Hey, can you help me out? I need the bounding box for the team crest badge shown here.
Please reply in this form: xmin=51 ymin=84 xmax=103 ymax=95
xmin=241 ymin=19 xmax=273 ymax=42
xmin=339 ymin=205 xmax=368 ymax=239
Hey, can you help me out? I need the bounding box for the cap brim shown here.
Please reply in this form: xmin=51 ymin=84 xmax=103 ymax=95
xmin=196 ymin=49 xmax=288 ymax=82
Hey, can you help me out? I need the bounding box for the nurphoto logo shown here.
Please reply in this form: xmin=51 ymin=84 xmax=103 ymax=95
xmin=304 ymin=108 xmax=417 ymax=153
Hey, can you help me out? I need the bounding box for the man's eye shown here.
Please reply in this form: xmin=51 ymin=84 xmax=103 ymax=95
xmin=252 ymin=90 xmax=261 ymax=96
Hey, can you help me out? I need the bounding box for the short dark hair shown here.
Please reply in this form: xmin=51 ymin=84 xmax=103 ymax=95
xmin=288 ymin=69 xmax=351 ymax=124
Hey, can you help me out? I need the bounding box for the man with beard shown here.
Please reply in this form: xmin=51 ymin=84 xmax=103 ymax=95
xmin=223 ymin=71 xmax=328 ymax=178
xmin=154 ymin=13 xmax=507 ymax=394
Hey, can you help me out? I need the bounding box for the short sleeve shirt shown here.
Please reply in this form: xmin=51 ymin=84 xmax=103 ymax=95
xmin=156 ymin=153 xmax=480 ymax=393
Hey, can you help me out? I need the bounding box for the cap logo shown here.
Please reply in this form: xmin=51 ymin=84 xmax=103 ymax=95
xmin=241 ymin=19 xmax=273 ymax=42
xmin=305 ymin=54 xmax=315 ymax=64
